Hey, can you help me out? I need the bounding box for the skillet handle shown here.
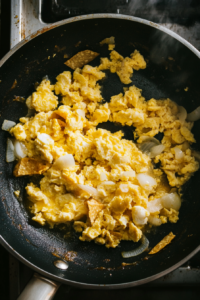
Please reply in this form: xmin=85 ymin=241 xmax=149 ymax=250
xmin=17 ymin=273 xmax=60 ymax=300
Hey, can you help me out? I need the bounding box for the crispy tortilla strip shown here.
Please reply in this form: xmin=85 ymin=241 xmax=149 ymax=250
xmin=13 ymin=158 xmax=50 ymax=177
xmin=100 ymin=37 xmax=115 ymax=45
xmin=87 ymin=199 xmax=104 ymax=225
xmin=65 ymin=50 xmax=99 ymax=70
xmin=149 ymin=232 xmax=175 ymax=254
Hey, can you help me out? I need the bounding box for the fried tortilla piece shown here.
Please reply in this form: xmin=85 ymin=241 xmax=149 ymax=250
xmin=87 ymin=199 xmax=104 ymax=225
xmin=13 ymin=157 xmax=50 ymax=177
xmin=100 ymin=37 xmax=115 ymax=45
xmin=65 ymin=50 xmax=99 ymax=70
xmin=149 ymin=232 xmax=175 ymax=254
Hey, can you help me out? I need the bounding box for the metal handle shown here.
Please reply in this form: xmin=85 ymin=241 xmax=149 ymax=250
xmin=17 ymin=273 xmax=60 ymax=300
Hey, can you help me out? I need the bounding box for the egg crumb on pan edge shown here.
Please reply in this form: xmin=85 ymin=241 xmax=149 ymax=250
xmin=5 ymin=46 xmax=200 ymax=250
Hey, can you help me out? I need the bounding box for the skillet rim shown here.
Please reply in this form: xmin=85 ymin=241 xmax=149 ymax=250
xmin=0 ymin=13 xmax=200 ymax=288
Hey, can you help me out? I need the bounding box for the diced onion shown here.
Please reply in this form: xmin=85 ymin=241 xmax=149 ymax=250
xmin=100 ymin=173 xmax=107 ymax=181
xmin=174 ymin=147 xmax=184 ymax=160
xmin=81 ymin=103 xmax=87 ymax=109
xmin=137 ymin=174 xmax=157 ymax=189
xmin=119 ymin=184 xmax=129 ymax=193
xmin=37 ymin=133 xmax=54 ymax=145
xmin=132 ymin=206 xmax=149 ymax=225
xmin=191 ymin=150 xmax=200 ymax=162
xmin=138 ymin=136 xmax=161 ymax=155
xmin=54 ymin=154 xmax=75 ymax=169
xmin=102 ymin=181 xmax=115 ymax=185
xmin=161 ymin=193 xmax=181 ymax=211
xmin=177 ymin=106 xmax=187 ymax=124
xmin=2 ymin=120 xmax=16 ymax=131
xmin=76 ymin=109 xmax=85 ymax=118
xmin=138 ymin=142 xmax=158 ymax=154
xmin=121 ymin=170 xmax=136 ymax=178
xmin=147 ymin=198 xmax=163 ymax=213
xmin=14 ymin=140 xmax=27 ymax=159
xmin=77 ymin=184 xmax=99 ymax=198
xmin=187 ymin=106 xmax=200 ymax=122
xmin=6 ymin=138 xmax=15 ymax=162
xmin=139 ymin=136 xmax=160 ymax=144
xmin=150 ymin=144 xmax=165 ymax=158
xmin=121 ymin=235 xmax=149 ymax=258
xmin=148 ymin=215 xmax=162 ymax=226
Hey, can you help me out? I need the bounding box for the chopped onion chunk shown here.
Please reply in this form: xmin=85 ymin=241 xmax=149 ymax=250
xmin=37 ymin=133 xmax=54 ymax=145
xmin=137 ymin=173 xmax=157 ymax=189
xmin=6 ymin=138 xmax=15 ymax=162
xmin=54 ymin=154 xmax=75 ymax=169
xmin=148 ymin=216 xmax=162 ymax=226
xmin=187 ymin=106 xmax=200 ymax=122
xmin=132 ymin=206 xmax=149 ymax=225
xmin=2 ymin=120 xmax=16 ymax=131
xmin=174 ymin=147 xmax=184 ymax=160
xmin=161 ymin=193 xmax=181 ymax=211
xmin=14 ymin=140 xmax=27 ymax=159
xmin=77 ymin=184 xmax=99 ymax=198
xmin=150 ymin=144 xmax=165 ymax=158
xmin=121 ymin=235 xmax=149 ymax=258
xmin=147 ymin=198 xmax=163 ymax=213
xmin=76 ymin=109 xmax=85 ymax=118
xmin=177 ymin=106 xmax=187 ymax=124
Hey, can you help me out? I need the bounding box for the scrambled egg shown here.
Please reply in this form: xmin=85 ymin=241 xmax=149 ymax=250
xmin=9 ymin=47 xmax=199 ymax=248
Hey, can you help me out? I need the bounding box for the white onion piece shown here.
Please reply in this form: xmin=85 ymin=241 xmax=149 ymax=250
xmin=150 ymin=144 xmax=165 ymax=158
xmin=37 ymin=133 xmax=54 ymax=145
xmin=137 ymin=174 xmax=157 ymax=189
xmin=121 ymin=235 xmax=149 ymax=258
xmin=100 ymin=173 xmax=107 ymax=181
xmin=148 ymin=215 xmax=162 ymax=226
xmin=191 ymin=150 xmax=200 ymax=162
xmin=138 ymin=137 xmax=160 ymax=155
xmin=138 ymin=142 xmax=158 ymax=154
xmin=6 ymin=139 xmax=15 ymax=162
xmin=139 ymin=136 xmax=160 ymax=145
xmin=81 ymin=103 xmax=87 ymax=109
xmin=102 ymin=181 xmax=115 ymax=185
xmin=54 ymin=154 xmax=75 ymax=169
xmin=161 ymin=193 xmax=181 ymax=211
xmin=119 ymin=184 xmax=129 ymax=193
xmin=147 ymin=198 xmax=163 ymax=213
xmin=174 ymin=147 xmax=184 ymax=160
xmin=187 ymin=106 xmax=200 ymax=122
xmin=76 ymin=109 xmax=85 ymax=118
xmin=2 ymin=120 xmax=16 ymax=131
xmin=14 ymin=140 xmax=27 ymax=159
xmin=77 ymin=184 xmax=99 ymax=198
xmin=132 ymin=206 xmax=149 ymax=225
xmin=177 ymin=106 xmax=187 ymax=124
xmin=121 ymin=170 xmax=136 ymax=178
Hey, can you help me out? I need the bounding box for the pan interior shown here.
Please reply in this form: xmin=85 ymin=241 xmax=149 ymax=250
xmin=0 ymin=17 xmax=200 ymax=286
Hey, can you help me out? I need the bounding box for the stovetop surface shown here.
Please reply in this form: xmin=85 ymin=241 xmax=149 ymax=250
xmin=1 ymin=0 xmax=200 ymax=299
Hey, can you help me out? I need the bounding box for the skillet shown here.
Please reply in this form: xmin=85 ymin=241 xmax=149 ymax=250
xmin=0 ymin=14 xmax=200 ymax=298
